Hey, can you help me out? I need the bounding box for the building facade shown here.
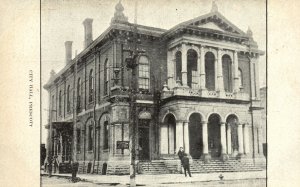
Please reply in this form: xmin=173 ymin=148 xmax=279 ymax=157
xmin=44 ymin=2 xmax=266 ymax=174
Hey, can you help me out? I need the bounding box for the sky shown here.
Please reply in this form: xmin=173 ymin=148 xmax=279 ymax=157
xmin=41 ymin=0 xmax=266 ymax=143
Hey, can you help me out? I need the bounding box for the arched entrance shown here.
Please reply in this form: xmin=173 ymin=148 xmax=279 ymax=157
xmin=161 ymin=114 xmax=176 ymax=155
xmin=188 ymin=113 xmax=203 ymax=159
xmin=226 ymin=115 xmax=239 ymax=156
xmin=208 ymin=114 xmax=221 ymax=158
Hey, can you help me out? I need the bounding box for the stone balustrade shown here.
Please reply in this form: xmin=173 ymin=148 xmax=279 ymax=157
xmin=161 ymin=86 xmax=250 ymax=101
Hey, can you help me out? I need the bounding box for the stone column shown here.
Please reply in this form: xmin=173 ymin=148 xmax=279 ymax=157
xmin=176 ymin=121 xmax=184 ymax=153
xmin=167 ymin=50 xmax=174 ymax=89
xmin=200 ymin=46 xmax=206 ymax=90
xmin=226 ymin=124 xmax=232 ymax=155
xmin=255 ymin=58 xmax=260 ymax=99
xmin=237 ymin=123 xmax=244 ymax=156
xmin=220 ymin=122 xmax=228 ymax=160
xmin=243 ymin=124 xmax=250 ymax=155
xmin=160 ymin=123 xmax=168 ymax=154
xmin=217 ymin=48 xmax=224 ymax=92
xmin=233 ymin=51 xmax=240 ymax=92
xmin=250 ymin=61 xmax=256 ymax=99
xmin=183 ymin=122 xmax=190 ymax=154
xmin=181 ymin=43 xmax=188 ymax=86
xmin=201 ymin=121 xmax=210 ymax=161
xmin=258 ymin=126 xmax=264 ymax=155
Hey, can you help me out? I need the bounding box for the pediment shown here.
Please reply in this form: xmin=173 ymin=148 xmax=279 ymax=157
xmin=197 ymin=22 xmax=226 ymax=32
xmin=183 ymin=12 xmax=246 ymax=36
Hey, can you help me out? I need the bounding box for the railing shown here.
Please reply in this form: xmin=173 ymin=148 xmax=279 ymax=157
xmin=162 ymin=86 xmax=250 ymax=101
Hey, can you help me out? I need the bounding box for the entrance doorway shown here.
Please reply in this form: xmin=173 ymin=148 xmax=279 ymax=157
xmin=208 ymin=114 xmax=221 ymax=158
xmin=138 ymin=120 xmax=150 ymax=160
xmin=189 ymin=113 xmax=203 ymax=159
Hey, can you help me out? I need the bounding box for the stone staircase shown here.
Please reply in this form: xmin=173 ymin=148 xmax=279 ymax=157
xmin=106 ymin=163 xmax=130 ymax=175
xmin=191 ymin=158 xmax=263 ymax=173
xmin=139 ymin=161 xmax=170 ymax=174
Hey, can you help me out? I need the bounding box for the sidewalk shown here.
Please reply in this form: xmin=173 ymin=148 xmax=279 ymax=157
xmin=42 ymin=170 xmax=266 ymax=185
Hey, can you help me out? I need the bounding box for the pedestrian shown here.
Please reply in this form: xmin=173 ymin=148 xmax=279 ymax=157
xmin=182 ymin=153 xmax=192 ymax=177
xmin=177 ymin=147 xmax=185 ymax=163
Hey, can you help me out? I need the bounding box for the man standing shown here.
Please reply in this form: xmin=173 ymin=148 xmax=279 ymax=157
xmin=177 ymin=147 xmax=185 ymax=163
xmin=182 ymin=153 xmax=192 ymax=177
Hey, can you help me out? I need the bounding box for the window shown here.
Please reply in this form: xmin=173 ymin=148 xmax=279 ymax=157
xmin=77 ymin=78 xmax=81 ymax=111
xmin=222 ymin=55 xmax=233 ymax=92
xmin=104 ymin=59 xmax=109 ymax=95
xmin=89 ymin=69 xmax=94 ymax=102
xmin=76 ymin=129 xmax=81 ymax=152
xmin=205 ymin=52 xmax=216 ymax=91
xmin=58 ymin=90 xmax=62 ymax=116
xmin=88 ymin=125 xmax=93 ymax=151
xmin=67 ymin=85 xmax=71 ymax=112
xmin=138 ymin=56 xmax=150 ymax=89
xmin=103 ymin=121 xmax=109 ymax=149
xmin=175 ymin=51 xmax=182 ymax=83
xmin=238 ymin=68 xmax=243 ymax=88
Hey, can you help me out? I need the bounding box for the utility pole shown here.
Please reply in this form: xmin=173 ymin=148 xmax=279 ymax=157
xmin=125 ymin=1 xmax=142 ymax=186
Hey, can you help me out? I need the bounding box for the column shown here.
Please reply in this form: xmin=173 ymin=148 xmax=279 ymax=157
xmin=250 ymin=60 xmax=256 ymax=99
xmin=233 ymin=51 xmax=240 ymax=92
xmin=220 ymin=122 xmax=228 ymax=160
xmin=167 ymin=50 xmax=173 ymax=89
xmin=243 ymin=124 xmax=250 ymax=155
xmin=168 ymin=123 xmax=175 ymax=154
xmin=237 ymin=123 xmax=244 ymax=155
xmin=258 ymin=126 xmax=264 ymax=155
xmin=183 ymin=122 xmax=190 ymax=154
xmin=197 ymin=50 xmax=201 ymax=89
xmin=181 ymin=43 xmax=188 ymax=86
xmin=255 ymin=58 xmax=260 ymax=99
xmin=176 ymin=121 xmax=184 ymax=153
xmin=217 ymin=48 xmax=224 ymax=92
xmin=160 ymin=123 xmax=168 ymax=154
xmin=200 ymin=46 xmax=206 ymax=90
xmin=226 ymin=124 xmax=232 ymax=155
xmin=201 ymin=121 xmax=210 ymax=161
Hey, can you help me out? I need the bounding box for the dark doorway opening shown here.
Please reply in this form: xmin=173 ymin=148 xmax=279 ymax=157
xmin=138 ymin=119 xmax=150 ymax=161
xmin=189 ymin=113 xmax=203 ymax=159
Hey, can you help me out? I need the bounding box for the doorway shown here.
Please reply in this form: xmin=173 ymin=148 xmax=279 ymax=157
xmin=138 ymin=127 xmax=150 ymax=160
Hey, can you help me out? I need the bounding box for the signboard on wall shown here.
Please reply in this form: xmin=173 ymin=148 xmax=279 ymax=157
xmin=117 ymin=141 xmax=129 ymax=149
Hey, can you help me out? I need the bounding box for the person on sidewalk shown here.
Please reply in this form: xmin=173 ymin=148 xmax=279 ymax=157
xmin=182 ymin=153 xmax=192 ymax=177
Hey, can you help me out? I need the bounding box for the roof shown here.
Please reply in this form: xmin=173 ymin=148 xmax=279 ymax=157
xmin=44 ymin=8 xmax=261 ymax=90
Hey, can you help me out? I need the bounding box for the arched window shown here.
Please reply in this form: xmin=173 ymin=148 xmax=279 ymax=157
xmin=138 ymin=56 xmax=150 ymax=89
xmin=104 ymin=59 xmax=109 ymax=95
xmin=67 ymin=85 xmax=71 ymax=112
xmin=175 ymin=51 xmax=182 ymax=83
xmin=238 ymin=68 xmax=243 ymax=88
xmin=187 ymin=49 xmax=198 ymax=88
xmin=88 ymin=123 xmax=93 ymax=151
xmin=89 ymin=69 xmax=94 ymax=102
xmin=103 ymin=121 xmax=109 ymax=149
xmin=76 ymin=129 xmax=81 ymax=152
xmin=58 ymin=90 xmax=62 ymax=116
xmin=222 ymin=55 xmax=233 ymax=92
xmin=77 ymin=78 xmax=81 ymax=110
xmin=205 ymin=52 xmax=215 ymax=91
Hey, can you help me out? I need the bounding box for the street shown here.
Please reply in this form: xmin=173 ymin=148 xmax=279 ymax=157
xmin=42 ymin=176 xmax=266 ymax=187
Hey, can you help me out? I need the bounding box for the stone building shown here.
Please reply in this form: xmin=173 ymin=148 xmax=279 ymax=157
xmin=44 ymin=1 xmax=266 ymax=174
